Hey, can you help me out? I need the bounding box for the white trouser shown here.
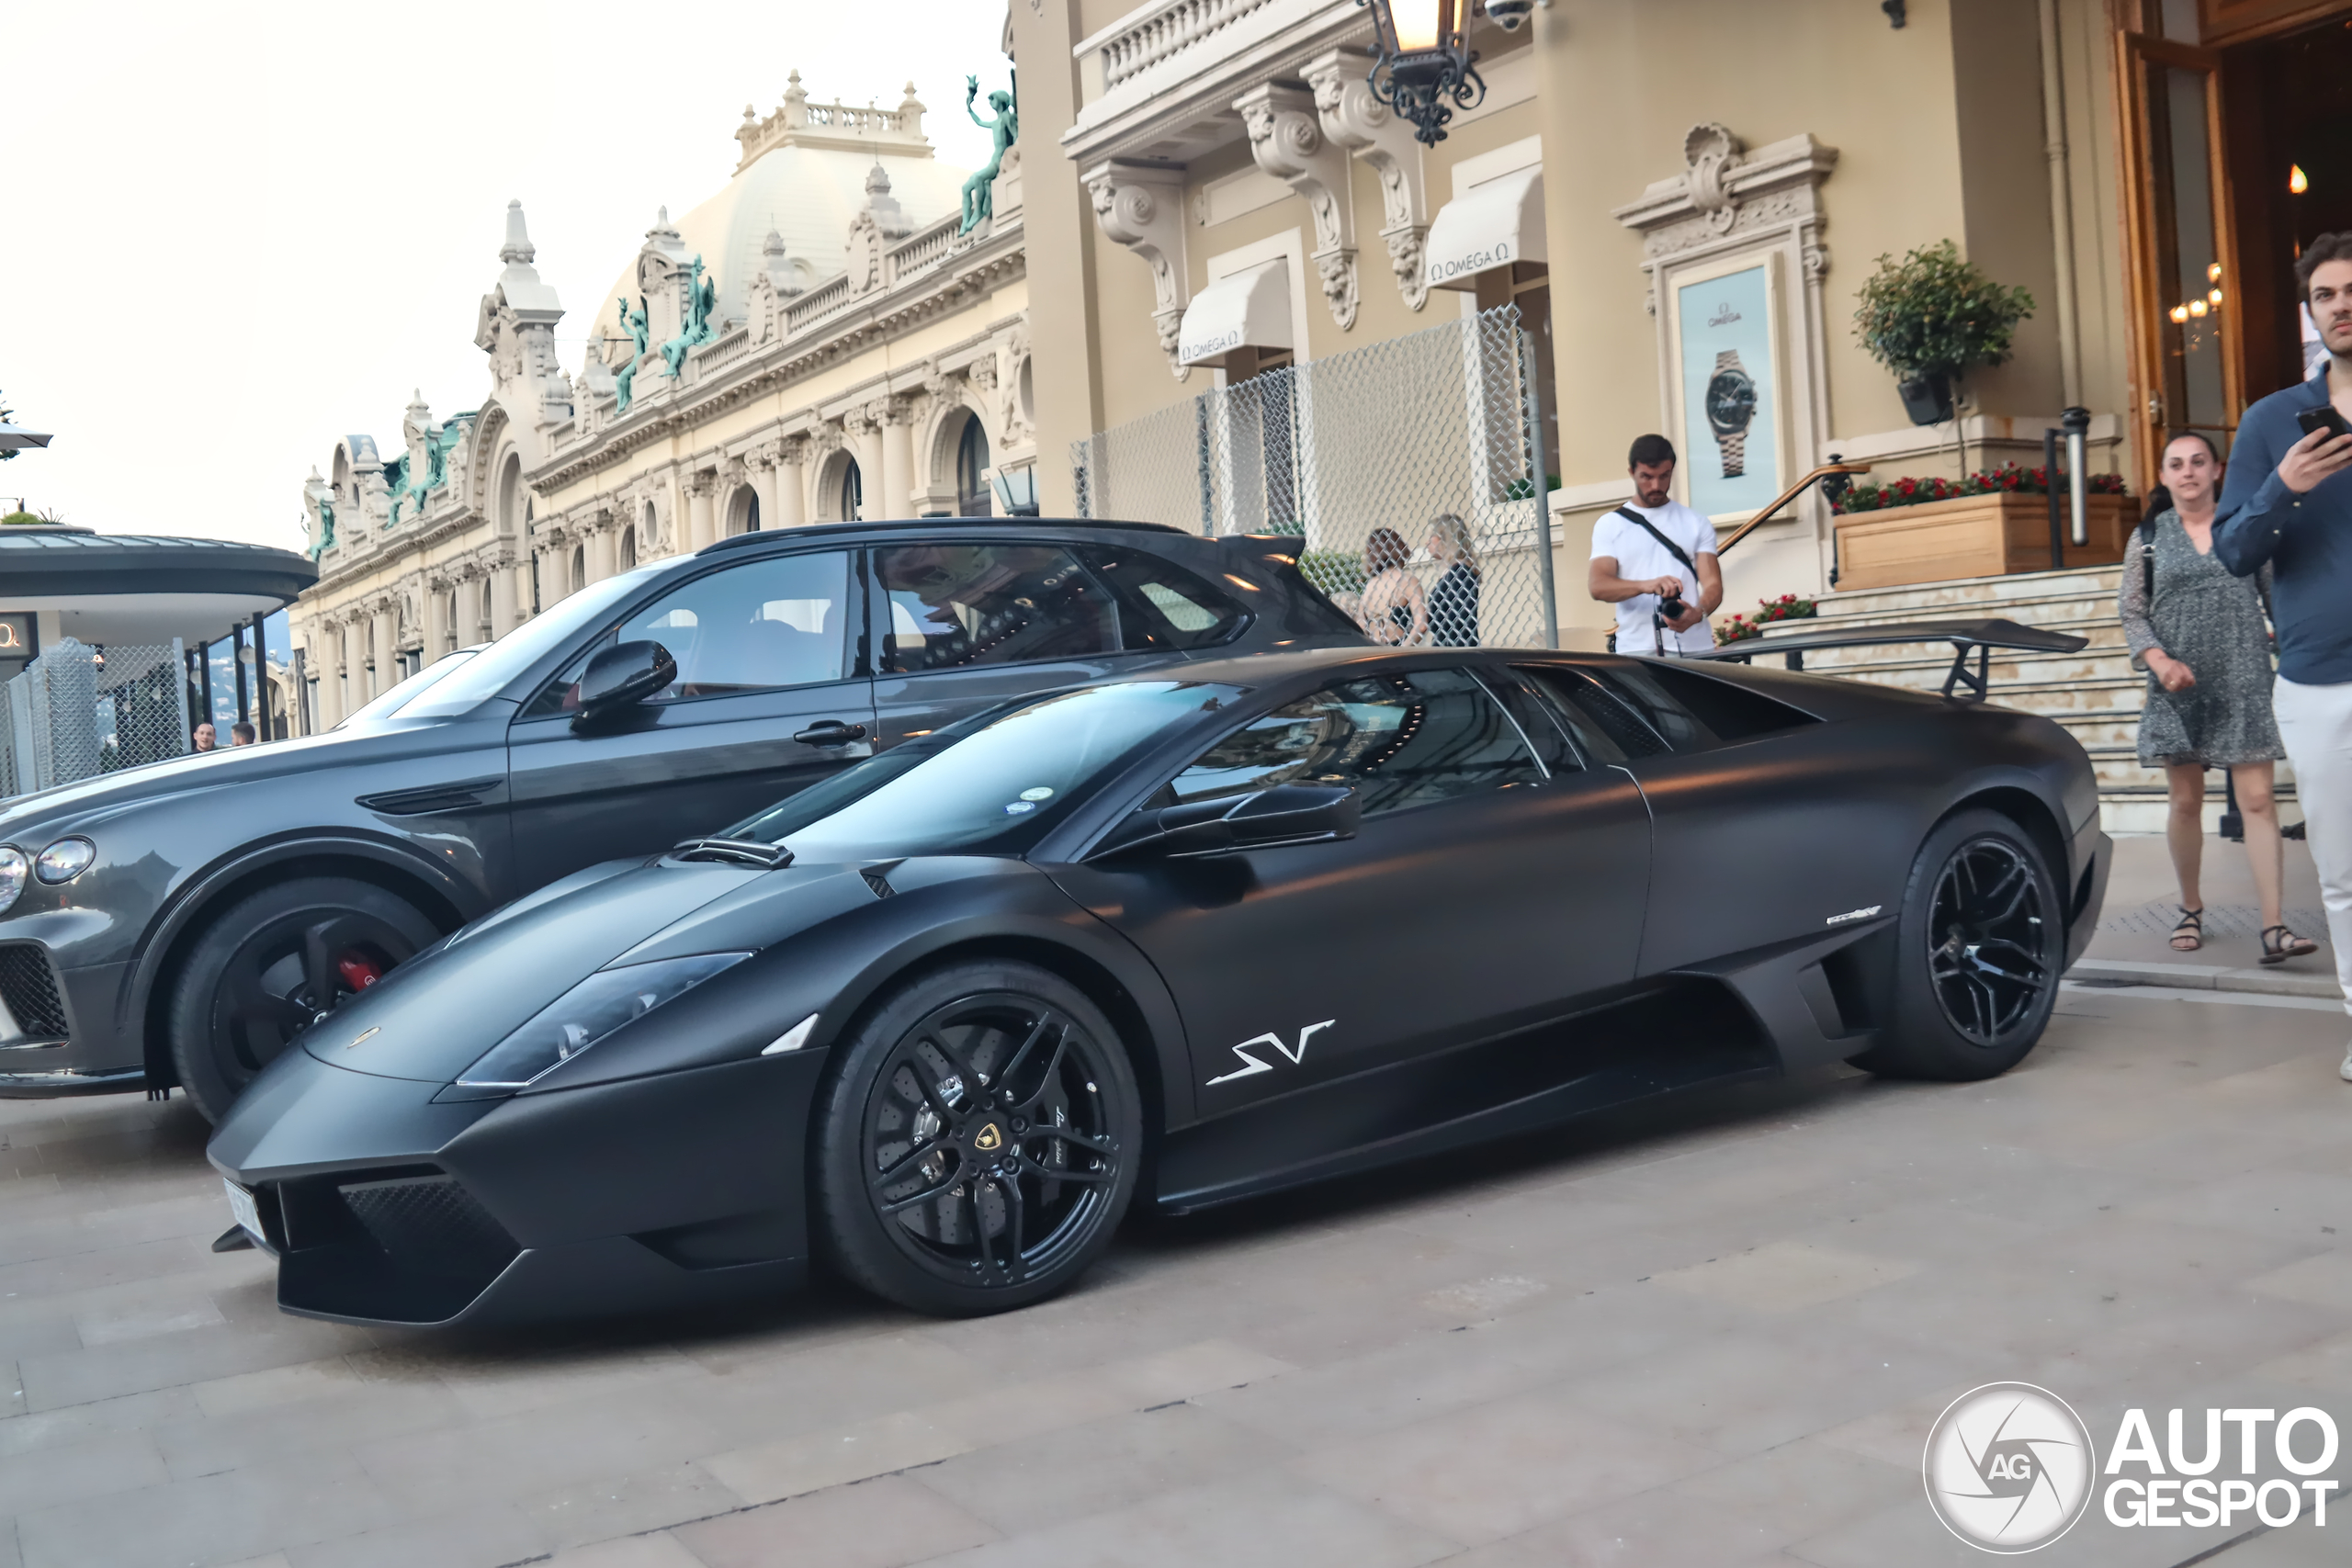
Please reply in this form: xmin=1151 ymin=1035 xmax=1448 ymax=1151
xmin=2275 ymin=675 xmax=2352 ymax=1017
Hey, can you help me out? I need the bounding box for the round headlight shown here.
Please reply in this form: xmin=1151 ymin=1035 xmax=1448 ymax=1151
xmin=34 ymin=838 xmax=94 ymax=885
xmin=0 ymin=848 xmax=24 ymax=914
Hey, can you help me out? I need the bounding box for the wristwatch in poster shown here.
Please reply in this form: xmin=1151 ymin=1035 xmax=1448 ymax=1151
xmin=1705 ymin=349 xmax=1758 ymax=479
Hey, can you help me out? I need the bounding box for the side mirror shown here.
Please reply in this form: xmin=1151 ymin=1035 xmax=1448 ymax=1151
xmin=1091 ymin=784 xmax=1359 ymax=862
xmin=572 ymin=639 xmax=674 ymax=728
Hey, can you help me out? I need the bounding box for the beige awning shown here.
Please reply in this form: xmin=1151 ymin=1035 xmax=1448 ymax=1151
xmin=1176 ymin=259 xmax=1292 ymax=367
xmin=1425 ymin=166 xmax=1546 ymax=291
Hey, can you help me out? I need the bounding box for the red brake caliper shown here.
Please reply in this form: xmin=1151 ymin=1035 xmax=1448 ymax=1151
xmin=334 ymin=953 xmax=385 ymax=994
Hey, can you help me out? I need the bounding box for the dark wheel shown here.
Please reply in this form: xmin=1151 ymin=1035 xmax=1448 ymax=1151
xmin=1850 ymin=808 xmax=2062 ymax=1081
xmin=813 ymin=960 xmax=1142 ymax=1317
xmin=166 ymin=877 xmax=440 ymax=1122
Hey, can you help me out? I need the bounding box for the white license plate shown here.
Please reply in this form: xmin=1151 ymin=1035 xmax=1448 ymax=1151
xmin=223 ymin=1179 xmax=262 ymax=1242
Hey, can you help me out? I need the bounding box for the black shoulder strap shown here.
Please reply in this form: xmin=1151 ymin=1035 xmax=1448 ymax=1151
xmin=2138 ymin=513 xmax=2157 ymax=605
xmin=1612 ymin=506 xmax=1697 ymax=574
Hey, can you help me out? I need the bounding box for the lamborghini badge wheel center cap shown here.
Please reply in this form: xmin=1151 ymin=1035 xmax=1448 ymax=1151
xmin=973 ymin=1122 xmax=1004 ymax=1153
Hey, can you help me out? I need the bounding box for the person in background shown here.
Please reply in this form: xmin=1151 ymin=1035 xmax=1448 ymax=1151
xmin=2120 ymin=432 xmax=2315 ymax=964
xmin=229 ymin=721 xmax=256 ymax=747
xmin=1357 ymin=526 xmax=1428 ymax=647
xmin=1589 ymin=434 xmax=1721 ymax=655
xmin=1426 ymin=513 xmax=1482 ymax=648
xmin=2213 ymin=231 xmax=2352 ymax=1077
xmin=191 ymin=722 xmax=216 ymax=752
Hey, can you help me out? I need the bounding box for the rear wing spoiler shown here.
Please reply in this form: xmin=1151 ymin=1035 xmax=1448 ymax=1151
xmin=1689 ymin=617 xmax=2088 ymax=701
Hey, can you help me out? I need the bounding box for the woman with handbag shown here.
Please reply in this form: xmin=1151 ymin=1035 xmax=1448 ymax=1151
xmin=2119 ymin=432 xmax=2319 ymax=963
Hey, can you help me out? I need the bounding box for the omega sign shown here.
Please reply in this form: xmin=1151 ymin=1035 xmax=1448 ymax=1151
xmin=1179 ymin=327 xmax=1246 ymax=364
xmin=1429 ymin=240 xmax=1511 ymax=286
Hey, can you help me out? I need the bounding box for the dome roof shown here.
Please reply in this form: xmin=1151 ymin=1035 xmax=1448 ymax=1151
xmin=590 ymin=79 xmax=969 ymax=360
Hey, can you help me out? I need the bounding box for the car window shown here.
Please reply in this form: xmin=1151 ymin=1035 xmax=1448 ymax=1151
xmin=399 ymin=568 xmax=662 ymax=718
xmin=333 ymin=648 xmax=479 ymax=729
xmin=521 ymin=552 xmax=853 ymax=718
xmin=874 ymin=543 xmax=1120 ymax=673
xmin=1160 ymin=666 xmax=1544 ymax=818
xmin=1480 ymin=670 xmax=1586 ymax=773
xmin=1080 ymin=547 xmax=1250 ymax=651
xmin=1514 ymin=667 xmax=1658 ymax=760
xmin=1515 ymin=661 xmax=1815 ymax=758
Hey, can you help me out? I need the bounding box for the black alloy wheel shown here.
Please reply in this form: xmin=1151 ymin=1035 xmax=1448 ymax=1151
xmin=166 ymin=877 xmax=440 ymax=1122
xmin=814 ymin=961 xmax=1142 ymax=1316
xmin=1927 ymin=837 xmax=2052 ymax=1044
xmin=1850 ymin=807 xmax=2062 ymax=1082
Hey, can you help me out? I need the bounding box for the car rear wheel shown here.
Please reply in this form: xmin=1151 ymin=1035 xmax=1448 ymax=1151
xmin=166 ymin=876 xmax=440 ymax=1122
xmin=812 ymin=960 xmax=1142 ymax=1317
xmin=1850 ymin=808 xmax=2062 ymax=1082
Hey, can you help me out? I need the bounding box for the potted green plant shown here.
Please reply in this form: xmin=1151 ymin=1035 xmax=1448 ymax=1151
xmin=1852 ymin=241 xmax=2034 ymax=427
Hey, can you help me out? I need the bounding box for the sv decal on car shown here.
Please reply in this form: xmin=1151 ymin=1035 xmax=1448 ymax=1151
xmin=1826 ymin=905 xmax=1883 ymax=926
xmin=1206 ymin=1020 xmax=1335 ymax=1086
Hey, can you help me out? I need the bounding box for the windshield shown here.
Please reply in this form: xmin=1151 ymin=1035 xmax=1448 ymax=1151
xmin=728 ymin=680 xmax=1245 ymax=862
xmin=397 ymin=567 xmax=666 ymax=718
xmin=332 ymin=648 xmax=481 ymax=729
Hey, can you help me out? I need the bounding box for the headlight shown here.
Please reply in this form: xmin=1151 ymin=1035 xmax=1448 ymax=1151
xmin=454 ymin=952 xmax=749 ymax=1089
xmin=0 ymin=848 xmax=24 ymax=915
xmin=34 ymin=838 xmax=94 ymax=885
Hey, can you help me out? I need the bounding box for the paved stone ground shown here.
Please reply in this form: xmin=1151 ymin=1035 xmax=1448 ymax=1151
xmin=4 ymin=979 xmax=2352 ymax=1567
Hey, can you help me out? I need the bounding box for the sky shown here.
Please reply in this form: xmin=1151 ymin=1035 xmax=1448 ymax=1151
xmin=0 ymin=2 xmax=1012 ymax=551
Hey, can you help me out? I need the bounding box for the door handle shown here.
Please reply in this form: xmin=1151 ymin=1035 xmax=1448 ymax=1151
xmin=794 ymin=720 xmax=869 ymax=746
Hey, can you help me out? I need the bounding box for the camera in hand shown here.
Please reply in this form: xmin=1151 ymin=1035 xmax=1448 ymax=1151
xmin=1658 ymin=592 xmax=1688 ymax=620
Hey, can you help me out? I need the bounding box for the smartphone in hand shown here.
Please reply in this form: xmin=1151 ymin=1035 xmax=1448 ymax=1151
xmin=2297 ymin=403 xmax=2352 ymax=442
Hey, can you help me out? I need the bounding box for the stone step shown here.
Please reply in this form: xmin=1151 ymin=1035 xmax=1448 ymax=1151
xmin=1814 ymin=563 xmax=2123 ymax=617
xmin=1779 ymin=618 xmax=2129 ymax=671
xmin=2087 ymin=747 xmax=2300 ymax=794
xmin=1787 ymin=585 xmax=2127 ymax=631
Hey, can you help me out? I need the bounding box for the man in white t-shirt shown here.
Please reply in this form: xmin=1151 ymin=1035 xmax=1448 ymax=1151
xmin=1587 ymin=434 xmax=1723 ymax=656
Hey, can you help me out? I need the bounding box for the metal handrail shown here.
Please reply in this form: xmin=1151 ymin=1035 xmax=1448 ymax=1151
xmin=1713 ymin=460 xmax=1874 ymax=558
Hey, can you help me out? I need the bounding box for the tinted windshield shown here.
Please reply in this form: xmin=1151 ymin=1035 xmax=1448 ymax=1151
xmin=333 ymin=648 xmax=480 ymax=729
xmin=729 ymin=680 xmax=1244 ymax=862
xmin=398 ymin=567 xmax=665 ymax=717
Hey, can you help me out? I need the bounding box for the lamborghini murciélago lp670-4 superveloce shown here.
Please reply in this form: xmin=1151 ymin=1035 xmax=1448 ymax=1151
xmin=209 ymin=643 xmax=2109 ymax=1325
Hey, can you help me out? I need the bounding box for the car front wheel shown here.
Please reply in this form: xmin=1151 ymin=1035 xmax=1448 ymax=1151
xmin=1849 ymin=808 xmax=2062 ymax=1082
xmin=165 ymin=876 xmax=440 ymax=1122
xmin=812 ymin=960 xmax=1142 ymax=1317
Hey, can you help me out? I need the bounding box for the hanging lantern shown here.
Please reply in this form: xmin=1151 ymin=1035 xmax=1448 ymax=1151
xmin=1360 ymin=0 xmax=1486 ymax=147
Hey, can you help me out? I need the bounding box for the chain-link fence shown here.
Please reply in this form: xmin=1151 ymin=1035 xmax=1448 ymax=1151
xmin=1 ymin=638 xmax=190 ymax=799
xmin=1073 ymin=304 xmax=1560 ymax=649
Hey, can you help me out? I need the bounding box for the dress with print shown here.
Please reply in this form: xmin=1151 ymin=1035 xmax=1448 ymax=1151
xmin=2116 ymin=508 xmax=2282 ymax=768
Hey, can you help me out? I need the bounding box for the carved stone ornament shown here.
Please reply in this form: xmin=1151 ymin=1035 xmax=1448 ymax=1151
xmin=1236 ymin=84 xmax=1357 ymax=332
xmin=1305 ymin=51 xmax=1430 ymax=312
xmin=1082 ymin=160 xmax=1192 ymax=380
xmin=1611 ymin=128 xmax=1838 ymax=315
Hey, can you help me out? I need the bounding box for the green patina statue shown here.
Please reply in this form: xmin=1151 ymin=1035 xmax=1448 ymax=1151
xmin=615 ymin=295 xmax=650 ymax=412
xmin=960 ymin=73 xmax=1018 ymax=235
xmin=660 ymin=255 xmax=720 ymax=378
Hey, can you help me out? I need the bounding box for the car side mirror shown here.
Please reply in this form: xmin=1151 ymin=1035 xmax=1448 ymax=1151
xmin=1091 ymin=784 xmax=1359 ymax=862
xmin=571 ymin=639 xmax=674 ymax=729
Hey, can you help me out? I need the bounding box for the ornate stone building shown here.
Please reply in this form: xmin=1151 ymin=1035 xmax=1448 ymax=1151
xmin=290 ymin=72 xmax=1032 ymax=728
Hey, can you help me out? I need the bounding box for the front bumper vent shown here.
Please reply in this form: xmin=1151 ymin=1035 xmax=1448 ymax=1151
xmin=271 ymin=1167 xmax=521 ymax=1325
xmin=0 ymin=944 xmax=69 ymax=1043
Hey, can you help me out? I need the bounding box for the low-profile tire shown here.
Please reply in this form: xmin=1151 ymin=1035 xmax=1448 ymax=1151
xmin=812 ymin=960 xmax=1143 ymax=1317
xmin=166 ymin=876 xmax=441 ymax=1122
xmin=1849 ymin=808 xmax=2063 ymax=1082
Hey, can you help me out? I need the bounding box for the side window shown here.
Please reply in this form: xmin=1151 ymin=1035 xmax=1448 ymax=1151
xmin=1515 ymin=666 xmax=1666 ymax=760
xmin=1162 ymin=667 xmax=1543 ymax=818
xmin=874 ymin=544 xmax=1120 ymax=673
xmin=522 ymin=552 xmax=852 ymax=718
xmin=1480 ymin=671 xmax=1586 ymax=773
xmin=1515 ymin=661 xmax=1815 ymax=759
xmin=1081 ymin=547 xmax=1251 ymax=651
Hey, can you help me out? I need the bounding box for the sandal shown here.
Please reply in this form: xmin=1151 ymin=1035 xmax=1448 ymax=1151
xmin=2171 ymin=908 xmax=2204 ymax=952
xmin=2262 ymin=924 xmax=2319 ymax=964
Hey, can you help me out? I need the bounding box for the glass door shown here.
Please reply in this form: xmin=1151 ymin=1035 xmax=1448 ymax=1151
xmin=2120 ymin=31 xmax=2245 ymax=473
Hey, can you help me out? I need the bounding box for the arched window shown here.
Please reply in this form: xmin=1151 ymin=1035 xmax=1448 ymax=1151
xmin=571 ymin=543 xmax=585 ymax=595
xmin=956 ymin=416 xmax=993 ymax=517
xmin=839 ymin=457 xmax=863 ymax=522
xmin=620 ymin=525 xmax=638 ymax=570
xmin=480 ymin=578 xmax=494 ymax=639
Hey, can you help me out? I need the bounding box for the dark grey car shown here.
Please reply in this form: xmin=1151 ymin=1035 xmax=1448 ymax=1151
xmin=0 ymin=520 xmax=1361 ymax=1119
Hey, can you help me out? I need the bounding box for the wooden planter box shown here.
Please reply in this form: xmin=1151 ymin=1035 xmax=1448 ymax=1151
xmin=1832 ymin=492 xmax=2132 ymax=591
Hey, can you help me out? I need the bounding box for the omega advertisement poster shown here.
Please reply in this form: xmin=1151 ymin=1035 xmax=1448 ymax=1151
xmin=1673 ymin=254 xmax=1782 ymax=517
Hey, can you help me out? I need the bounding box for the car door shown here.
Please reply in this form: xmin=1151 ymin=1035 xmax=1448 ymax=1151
xmin=505 ymin=547 xmax=876 ymax=889
xmin=1053 ymin=664 xmax=1650 ymax=1117
xmin=865 ymin=540 xmax=1171 ymax=747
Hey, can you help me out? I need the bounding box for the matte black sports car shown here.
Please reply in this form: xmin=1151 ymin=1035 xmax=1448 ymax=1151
xmin=209 ymin=644 xmax=2109 ymax=1325
xmin=0 ymin=520 xmax=1355 ymax=1119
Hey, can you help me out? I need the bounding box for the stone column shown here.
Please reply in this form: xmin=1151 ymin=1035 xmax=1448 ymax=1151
xmin=491 ymin=565 xmax=518 ymax=638
xmin=312 ymin=626 xmax=341 ymax=728
xmin=424 ymin=580 xmax=449 ymax=660
xmin=752 ymin=446 xmax=783 ymax=534
xmin=880 ymin=400 xmax=917 ymax=521
xmin=774 ymin=436 xmax=808 ymax=527
xmin=338 ymin=619 xmax=360 ymax=717
xmin=369 ymin=605 xmax=393 ymax=702
xmin=686 ymin=471 xmax=718 ymax=550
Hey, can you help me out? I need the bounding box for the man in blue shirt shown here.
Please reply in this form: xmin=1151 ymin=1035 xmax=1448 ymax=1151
xmin=2215 ymin=232 xmax=2352 ymax=1069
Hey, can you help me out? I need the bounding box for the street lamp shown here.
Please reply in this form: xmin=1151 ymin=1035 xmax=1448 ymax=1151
xmin=1360 ymin=0 xmax=1485 ymax=147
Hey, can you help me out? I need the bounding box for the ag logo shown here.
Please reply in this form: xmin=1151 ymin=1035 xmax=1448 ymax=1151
xmin=1924 ymin=1382 xmax=2095 ymax=1552
xmin=1206 ymin=1020 xmax=1334 ymax=1086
